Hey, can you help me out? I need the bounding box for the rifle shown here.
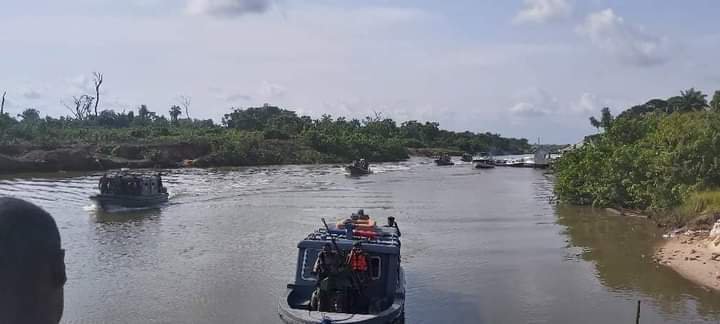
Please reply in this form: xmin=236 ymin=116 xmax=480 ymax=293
xmin=321 ymin=218 xmax=343 ymax=257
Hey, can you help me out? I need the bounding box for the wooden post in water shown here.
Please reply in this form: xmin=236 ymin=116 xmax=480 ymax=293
xmin=635 ymin=300 xmax=641 ymax=324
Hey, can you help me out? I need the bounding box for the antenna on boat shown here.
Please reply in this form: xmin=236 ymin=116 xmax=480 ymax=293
xmin=321 ymin=218 xmax=343 ymax=256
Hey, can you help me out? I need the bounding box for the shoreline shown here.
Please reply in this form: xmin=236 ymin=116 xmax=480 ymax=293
xmin=0 ymin=142 xmax=531 ymax=175
xmin=0 ymin=142 xmax=406 ymax=175
xmin=654 ymin=231 xmax=720 ymax=292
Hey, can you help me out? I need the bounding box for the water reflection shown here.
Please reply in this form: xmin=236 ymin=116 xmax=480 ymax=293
xmin=557 ymin=206 xmax=720 ymax=321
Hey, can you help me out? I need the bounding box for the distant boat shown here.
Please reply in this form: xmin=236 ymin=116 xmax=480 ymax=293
xmin=460 ymin=153 xmax=473 ymax=162
xmin=506 ymin=159 xmax=525 ymax=167
xmin=434 ymin=155 xmax=454 ymax=166
xmin=90 ymin=171 xmax=168 ymax=209
xmin=346 ymin=164 xmax=372 ymax=176
xmin=472 ymin=153 xmax=495 ymax=169
xmin=434 ymin=158 xmax=454 ymax=166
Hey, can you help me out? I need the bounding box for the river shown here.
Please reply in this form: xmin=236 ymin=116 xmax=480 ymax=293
xmin=1 ymin=157 xmax=719 ymax=323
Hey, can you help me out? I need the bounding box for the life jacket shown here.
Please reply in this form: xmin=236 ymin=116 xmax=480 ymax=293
xmin=347 ymin=249 xmax=368 ymax=272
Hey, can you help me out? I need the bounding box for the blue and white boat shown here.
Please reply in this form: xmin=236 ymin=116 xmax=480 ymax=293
xmin=279 ymin=214 xmax=405 ymax=324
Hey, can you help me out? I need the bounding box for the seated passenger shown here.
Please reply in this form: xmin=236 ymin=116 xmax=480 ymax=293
xmin=0 ymin=198 xmax=66 ymax=324
xmin=354 ymin=209 xmax=369 ymax=220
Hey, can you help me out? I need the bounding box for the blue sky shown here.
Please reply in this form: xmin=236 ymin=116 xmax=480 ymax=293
xmin=1 ymin=0 xmax=719 ymax=143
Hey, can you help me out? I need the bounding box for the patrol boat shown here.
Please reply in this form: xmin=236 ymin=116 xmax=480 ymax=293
xmin=90 ymin=170 xmax=168 ymax=209
xmin=279 ymin=212 xmax=405 ymax=324
xmin=346 ymin=159 xmax=372 ymax=176
xmin=434 ymin=154 xmax=454 ymax=166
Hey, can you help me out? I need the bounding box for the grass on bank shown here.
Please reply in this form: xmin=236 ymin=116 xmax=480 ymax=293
xmin=653 ymin=191 xmax=720 ymax=229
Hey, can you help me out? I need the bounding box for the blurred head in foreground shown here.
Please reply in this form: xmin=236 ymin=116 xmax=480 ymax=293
xmin=0 ymin=197 xmax=66 ymax=324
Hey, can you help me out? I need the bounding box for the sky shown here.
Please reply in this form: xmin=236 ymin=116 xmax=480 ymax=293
xmin=1 ymin=0 xmax=719 ymax=144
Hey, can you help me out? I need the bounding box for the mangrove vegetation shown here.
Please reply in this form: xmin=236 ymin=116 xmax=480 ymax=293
xmin=0 ymin=102 xmax=531 ymax=173
xmin=555 ymin=88 xmax=720 ymax=227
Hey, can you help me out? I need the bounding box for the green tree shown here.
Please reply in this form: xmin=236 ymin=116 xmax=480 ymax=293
xmin=18 ymin=108 xmax=40 ymax=123
xmin=169 ymin=105 xmax=182 ymax=123
xmin=710 ymin=90 xmax=720 ymax=113
xmin=678 ymin=88 xmax=708 ymax=112
xmin=600 ymin=107 xmax=614 ymax=128
xmin=589 ymin=107 xmax=613 ymax=131
xmin=138 ymin=105 xmax=150 ymax=121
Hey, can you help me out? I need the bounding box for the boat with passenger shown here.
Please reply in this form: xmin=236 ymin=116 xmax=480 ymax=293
xmin=472 ymin=152 xmax=495 ymax=169
xmin=346 ymin=159 xmax=372 ymax=176
xmin=279 ymin=210 xmax=405 ymax=324
xmin=434 ymin=154 xmax=454 ymax=166
xmin=90 ymin=169 xmax=168 ymax=209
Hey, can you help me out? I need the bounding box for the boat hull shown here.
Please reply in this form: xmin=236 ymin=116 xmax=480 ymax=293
xmin=473 ymin=161 xmax=495 ymax=169
xmin=90 ymin=193 xmax=169 ymax=208
xmin=346 ymin=165 xmax=372 ymax=176
xmin=279 ymin=268 xmax=405 ymax=324
xmin=434 ymin=160 xmax=454 ymax=166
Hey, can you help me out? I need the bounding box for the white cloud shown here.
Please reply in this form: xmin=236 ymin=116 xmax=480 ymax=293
xmin=571 ymin=92 xmax=599 ymax=115
xmin=258 ymin=81 xmax=286 ymax=100
xmin=510 ymin=102 xmax=548 ymax=117
xmin=186 ymin=0 xmax=272 ymax=17
xmin=509 ymin=88 xmax=558 ymax=117
xmin=513 ymin=0 xmax=572 ymax=24
xmin=22 ymin=89 xmax=44 ymax=100
xmin=577 ymin=9 xmax=669 ymax=66
xmin=67 ymin=74 xmax=95 ymax=95
xmin=225 ymin=93 xmax=252 ymax=102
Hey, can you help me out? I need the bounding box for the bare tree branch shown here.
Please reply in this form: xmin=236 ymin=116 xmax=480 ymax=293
xmin=178 ymin=95 xmax=191 ymax=119
xmin=63 ymin=95 xmax=94 ymax=120
xmin=93 ymin=72 xmax=104 ymax=117
xmin=1 ymin=91 xmax=6 ymax=115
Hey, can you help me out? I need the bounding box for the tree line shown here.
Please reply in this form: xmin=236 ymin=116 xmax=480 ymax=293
xmin=0 ymin=77 xmax=531 ymax=164
xmin=555 ymin=88 xmax=720 ymax=225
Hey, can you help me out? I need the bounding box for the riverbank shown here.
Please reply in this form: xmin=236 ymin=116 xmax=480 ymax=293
xmin=0 ymin=140 xmax=411 ymax=174
xmin=654 ymin=231 xmax=720 ymax=291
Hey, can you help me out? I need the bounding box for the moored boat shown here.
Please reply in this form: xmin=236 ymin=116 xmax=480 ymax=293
xmin=279 ymin=211 xmax=404 ymax=324
xmin=506 ymin=159 xmax=525 ymax=167
xmin=460 ymin=153 xmax=473 ymax=162
xmin=90 ymin=170 xmax=168 ymax=209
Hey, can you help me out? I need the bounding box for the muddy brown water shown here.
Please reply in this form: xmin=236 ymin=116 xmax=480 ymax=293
xmin=1 ymin=158 xmax=719 ymax=323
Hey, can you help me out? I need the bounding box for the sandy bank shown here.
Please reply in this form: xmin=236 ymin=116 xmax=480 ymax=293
xmin=654 ymin=231 xmax=720 ymax=291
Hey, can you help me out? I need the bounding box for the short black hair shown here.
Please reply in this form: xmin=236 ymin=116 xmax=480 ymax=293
xmin=0 ymin=197 xmax=65 ymax=285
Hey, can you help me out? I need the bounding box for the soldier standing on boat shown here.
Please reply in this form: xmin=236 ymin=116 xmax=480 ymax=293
xmin=313 ymin=243 xmax=339 ymax=282
xmin=311 ymin=243 xmax=349 ymax=312
xmin=99 ymin=174 xmax=109 ymax=194
xmin=347 ymin=241 xmax=370 ymax=313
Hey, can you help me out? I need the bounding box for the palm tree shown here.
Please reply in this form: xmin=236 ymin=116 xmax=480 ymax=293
xmin=589 ymin=107 xmax=613 ymax=131
xmin=678 ymin=88 xmax=708 ymax=112
xmin=169 ymin=105 xmax=182 ymax=123
xmin=138 ymin=105 xmax=150 ymax=121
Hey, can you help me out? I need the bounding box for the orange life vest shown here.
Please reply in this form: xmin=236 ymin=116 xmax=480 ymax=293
xmin=347 ymin=249 xmax=368 ymax=272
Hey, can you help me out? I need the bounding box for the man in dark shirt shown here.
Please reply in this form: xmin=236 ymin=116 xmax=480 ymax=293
xmin=0 ymin=197 xmax=66 ymax=324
